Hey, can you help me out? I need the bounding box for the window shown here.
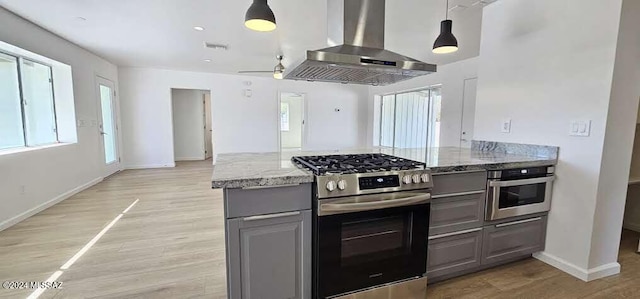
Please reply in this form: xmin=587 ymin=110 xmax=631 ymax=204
xmin=377 ymin=87 xmax=442 ymax=149
xmin=280 ymin=102 xmax=290 ymax=131
xmin=0 ymin=51 xmax=57 ymax=150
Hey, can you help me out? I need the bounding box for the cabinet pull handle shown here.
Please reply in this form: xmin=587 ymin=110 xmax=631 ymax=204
xmin=428 ymin=227 xmax=483 ymax=240
xmin=243 ymin=211 xmax=301 ymax=221
xmin=495 ymin=217 xmax=542 ymax=228
xmin=431 ymin=190 xmax=485 ymax=199
xmin=241 ymin=183 xmax=300 ymax=190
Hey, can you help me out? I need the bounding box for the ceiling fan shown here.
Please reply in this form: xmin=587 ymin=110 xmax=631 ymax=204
xmin=238 ymin=55 xmax=285 ymax=79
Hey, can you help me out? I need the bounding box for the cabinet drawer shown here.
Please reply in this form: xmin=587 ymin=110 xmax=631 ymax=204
xmin=481 ymin=216 xmax=547 ymax=266
xmin=429 ymin=191 xmax=485 ymax=236
xmin=427 ymin=228 xmax=483 ymax=280
xmin=432 ymin=171 xmax=487 ymax=196
xmin=225 ymin=183 xmax=312 ymax=218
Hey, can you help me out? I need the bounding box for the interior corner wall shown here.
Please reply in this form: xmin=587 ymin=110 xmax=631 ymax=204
xmin=473 ymin=0 xmax=623 ymax=279
xmin=590 ymin=0 xmax=640 ymax=271
xmin=366 ymin=57 xmax=478 ymax=148
xmin=118 ymin=68 xmax=370 ymax=168
xmin=0 ymin=7 xmax=119 ymax=230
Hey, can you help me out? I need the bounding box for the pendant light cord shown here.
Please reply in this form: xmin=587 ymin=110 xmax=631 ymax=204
xmin=445 ymin=0 xmax=449 ymax=20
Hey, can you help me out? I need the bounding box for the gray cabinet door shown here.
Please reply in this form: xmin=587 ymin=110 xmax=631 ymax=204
xmin=481 ymin=216 xmax=547 ymax=266
xmin=427 ymin=228 xmax=483 ymax=280
xmin=227 ymin=210 xmax=311 ymax=299
xmin=429 ymin=191 xmax=486 ymax=236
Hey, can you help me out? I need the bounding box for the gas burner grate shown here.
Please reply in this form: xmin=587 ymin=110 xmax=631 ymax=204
xmin=291 ymin=153 xmax=425 ymax=175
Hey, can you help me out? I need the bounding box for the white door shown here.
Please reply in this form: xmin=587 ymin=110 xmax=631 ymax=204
xmin=97 ymin=77 xmax=121 ymax=176
xmin=279 ymin=93 xmax=306 ymax=151
xmin=460 ymin=78 xmax=478 ymax=148
xmin=203 ymin=91 xmax=213 ymax=159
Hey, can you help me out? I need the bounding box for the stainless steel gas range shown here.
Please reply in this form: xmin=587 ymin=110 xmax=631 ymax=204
xmin=292 ymin=153 xmax=433 ymax=299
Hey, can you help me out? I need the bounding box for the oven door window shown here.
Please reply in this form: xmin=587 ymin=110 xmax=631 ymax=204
xmin=316 ymin=204 xmax=428 ymax=298
xmin=498 ymin=182 xmax=546 ymax=209
xmin=341 ymin=214 xmax=409 ymax=264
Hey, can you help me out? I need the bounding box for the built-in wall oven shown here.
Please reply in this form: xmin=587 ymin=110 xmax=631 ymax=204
xmin=486 ymin=166 xmax=555 ymax=221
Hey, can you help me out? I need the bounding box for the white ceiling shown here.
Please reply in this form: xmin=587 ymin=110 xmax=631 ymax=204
xmin=0 ymin=0 xmax=484 ymax=76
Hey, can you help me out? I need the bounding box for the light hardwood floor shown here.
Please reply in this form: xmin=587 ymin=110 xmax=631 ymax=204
xmin=0 ymin=160 xmax=638 ymax=298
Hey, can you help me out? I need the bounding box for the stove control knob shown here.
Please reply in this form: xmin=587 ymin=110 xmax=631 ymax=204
xmin=421 ymin=173 xmax=430 ymax=183
xmin=402 ymin=175 xmax=412 ymax=184
xmin=326 ymin=180 xmax=337 ymax=192
xmin=412 ymin=174 xmax=421 ymax=184
xmin=337 ymin=180 xmax=347 ymax=190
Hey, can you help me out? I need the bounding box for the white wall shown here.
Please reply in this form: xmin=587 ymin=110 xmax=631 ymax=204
xmin=171 ymin=89 xmax=206 ymax=161
xmin=367 ymin=57 xmax=478 ymax=147
xmin=589 ymin=0 xmax=640 ymax=270
xmin=118 ymin=68 xmax=369 ymax=168
xmin=280 ymin=94 xmax=303 ymax=149
xmin=474 ymin=0 xmax=639 ymax=281
xmin=0 ymin=7 xmax=119 ymax=230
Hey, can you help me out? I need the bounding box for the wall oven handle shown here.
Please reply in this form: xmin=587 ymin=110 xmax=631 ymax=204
xmin=488 ymin=176 xmax=555 ymax=188
xmin=320 ymin=193 xmax=431 ymax=214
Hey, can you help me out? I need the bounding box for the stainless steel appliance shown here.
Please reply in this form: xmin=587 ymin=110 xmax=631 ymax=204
xmin=291 ymin=154 xmax=432 ymax=299
xmin=486 ymin=166 xmax=555 ymax=221
xmin=285 ymin=0 xmax=437 ymax=86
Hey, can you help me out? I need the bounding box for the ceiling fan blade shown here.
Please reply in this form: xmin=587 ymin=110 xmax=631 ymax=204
xmin=238 ymin=70 xmax=273 ymax=73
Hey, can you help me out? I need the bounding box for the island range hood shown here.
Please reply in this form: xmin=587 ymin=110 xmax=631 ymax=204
xmin=285 ymin=0 xmax=437 ymax=86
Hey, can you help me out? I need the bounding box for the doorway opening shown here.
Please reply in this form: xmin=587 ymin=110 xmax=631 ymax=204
xmin=170 ymin=89 xmax=213 ymax=162
xmin=279 ymin=92 xmax=306 ymax=151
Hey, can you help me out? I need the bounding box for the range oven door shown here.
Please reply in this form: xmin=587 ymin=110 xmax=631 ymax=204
xmin=486 ymin=176 xmax=555 ymax=221
xmin=315 ymin=191 xmax=430 ymax=298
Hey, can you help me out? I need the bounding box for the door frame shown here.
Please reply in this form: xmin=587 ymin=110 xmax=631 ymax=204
xmin=202 ymin=91 xmax=213 ymax=159
xmin=277 ymin=91 xmax=307 ymax=151
xmin=95 ymin=76 xmax=121 ymax=177
xmin=459 ymin=77 xmax=478 ymax=148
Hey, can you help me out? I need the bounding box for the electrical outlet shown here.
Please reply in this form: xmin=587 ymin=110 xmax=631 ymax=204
xmin=501 ymin=119 xmax=512 ymax=133
xmin=20 ymin=185 xmax=26 ymax=195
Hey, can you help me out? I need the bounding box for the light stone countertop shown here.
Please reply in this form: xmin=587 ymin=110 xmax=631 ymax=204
xmin=211 ymin=143 xmax=558 ymax=189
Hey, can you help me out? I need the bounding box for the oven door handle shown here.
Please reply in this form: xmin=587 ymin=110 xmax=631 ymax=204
xmin=488 ymin=176 xmax=555 ymax=188
xmin=320 ymin=193 xmax=431 ymax=214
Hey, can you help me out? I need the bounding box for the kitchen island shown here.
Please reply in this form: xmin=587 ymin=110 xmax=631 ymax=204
xmin=211 ymin=141 xmax=558 ymax=189
xmin=213 ymin=141 xmax=559 ymax=299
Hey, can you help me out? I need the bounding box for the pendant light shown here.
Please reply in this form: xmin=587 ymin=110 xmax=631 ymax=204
xmin=432 ymin=0 xmax=458 ymax=54
xmin=273 ymin=55 xmax=285 ymax=79
xmin=245 ymin=0 xmax=277 ymax=32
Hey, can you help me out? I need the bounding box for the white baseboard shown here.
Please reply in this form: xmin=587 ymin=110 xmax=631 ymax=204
xmin=175 ymin=157 xmax=205 ymax=161
xmin=0 ymin=177 xmax=104 ymax=232
xmin=623 ymin=221 xmax=640 ymax=232
xmin=125 ymin=163 xmax=176 ymax=169
xmin=533 ymin=251 xmax=620 ymax=281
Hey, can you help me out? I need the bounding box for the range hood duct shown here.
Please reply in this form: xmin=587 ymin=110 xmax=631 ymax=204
xmin=285 ymin=0 xmax=437 ymax=86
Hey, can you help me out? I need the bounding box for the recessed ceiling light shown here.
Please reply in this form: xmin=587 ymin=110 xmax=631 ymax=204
xmin=194 ymin=26 xmax=205 ymax=31
xmin=204 ymin=59 xmax=212 ymax=62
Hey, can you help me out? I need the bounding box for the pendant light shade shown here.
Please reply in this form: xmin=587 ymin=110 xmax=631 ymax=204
xmin=245 ymin=0 xmax=276 ymax=32
xmin=433 ymin=20 xmax=458 ymax=54
xmin=432 ymin=0 xmax=458 ymax=54
xmin=273 ymin=55 xmax=285 ymax=79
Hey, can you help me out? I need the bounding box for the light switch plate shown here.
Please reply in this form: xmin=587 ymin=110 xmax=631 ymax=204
xmin=569 ymin=120 xmax=591 ymax=137
xmin=501 ymin=119 xmax=511 ymax=133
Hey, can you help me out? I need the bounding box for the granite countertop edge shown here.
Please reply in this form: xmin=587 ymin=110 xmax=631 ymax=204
xmin=211 ymin=157 xmax=557 ymax=189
